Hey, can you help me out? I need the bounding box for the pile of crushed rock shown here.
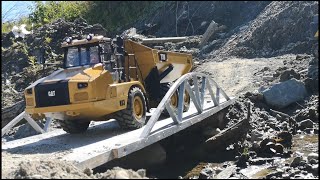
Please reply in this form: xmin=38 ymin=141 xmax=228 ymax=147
xmin=4 ymin=159 xmax=148 ymax=179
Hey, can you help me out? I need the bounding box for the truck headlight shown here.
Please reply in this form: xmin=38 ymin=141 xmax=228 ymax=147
xmin=87 ymin=34 xmax=93 ymax=41
xmin=77 ymin=82 xmax=88 ymax=89
xmin=66 ymin=37 xmax=72 ymax=43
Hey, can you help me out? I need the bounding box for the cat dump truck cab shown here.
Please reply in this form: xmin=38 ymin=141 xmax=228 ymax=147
xmin=24 ymin=35 xmax=192 ymax=133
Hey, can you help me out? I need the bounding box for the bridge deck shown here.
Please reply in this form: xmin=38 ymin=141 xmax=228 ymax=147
xmin=2 ymin=97 xmax=234 ymax=170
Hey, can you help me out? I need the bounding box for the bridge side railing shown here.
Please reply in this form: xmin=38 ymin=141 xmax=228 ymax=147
xmin=140 ymin=72 xmax=230 ymax=138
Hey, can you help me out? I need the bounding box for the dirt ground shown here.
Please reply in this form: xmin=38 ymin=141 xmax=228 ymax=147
xmin=194 ymin=55 xmax=292 ymax=97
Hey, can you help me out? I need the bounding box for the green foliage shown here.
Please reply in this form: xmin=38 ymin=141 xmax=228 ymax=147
xmin=28 ymin=56 xmax=37 ymax=67
xmin=2 ymin=17 xmax=32 ymax=33
xmin=83 ymin=1 xmax=162 ymax=33
xmin=242 ymin=146 xmax=249 ymax=156
xmin=3 ymin=1 xmax=163 ymax=35
xmin=2 ymin=21 xmax=14 ymax=33
xmin=29 ymin=1 xmax=87 ymax=27
xmin=45 ymin=37 xmax=52 ymax=44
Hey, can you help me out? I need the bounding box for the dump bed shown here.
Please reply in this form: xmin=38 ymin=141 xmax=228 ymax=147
xmin=124 ymin=40 xmax=192 ymax=83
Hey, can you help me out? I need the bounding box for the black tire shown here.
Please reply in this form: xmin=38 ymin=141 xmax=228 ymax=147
xmin=115 ymin=87 xmax=147 ymax=130
xmin=183 ymin=91 xmax=191 ymax=112
xmin=160 ymin=83 xmax=191 ymax=113
xmin=160 ymin=83 xmax=178 ymax=116
xmin=58 ymin=120 xmax=90 ymax=134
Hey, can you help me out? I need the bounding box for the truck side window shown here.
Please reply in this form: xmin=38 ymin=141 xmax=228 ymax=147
xmin=66 ymin=47 xmax=79 ymax=67
xmin=90 ymin=46 xmax=99 ymax=64
xmin=80 ymin=47 xmax=87 ymax=65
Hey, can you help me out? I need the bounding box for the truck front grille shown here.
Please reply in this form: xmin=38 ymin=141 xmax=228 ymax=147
xmin=35 ymin=80 xmax=70 ymax=108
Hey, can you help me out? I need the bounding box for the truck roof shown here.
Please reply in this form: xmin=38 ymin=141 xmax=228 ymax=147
xmin=61 ymin=35 xmax=111 ymax=48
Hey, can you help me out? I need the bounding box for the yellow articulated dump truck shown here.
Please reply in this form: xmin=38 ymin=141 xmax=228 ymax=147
xmin=24 ymin=35 xmax=192 ymax=133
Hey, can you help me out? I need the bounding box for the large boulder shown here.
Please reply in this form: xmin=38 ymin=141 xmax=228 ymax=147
xmin=262 ymin=78 xmax=307 ymax=109
xmin=298 ymin=119 xmax=314 ymax=130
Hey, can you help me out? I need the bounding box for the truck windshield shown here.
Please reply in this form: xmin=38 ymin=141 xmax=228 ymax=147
xmin=65 ymin=46 xmax=100 ymax=68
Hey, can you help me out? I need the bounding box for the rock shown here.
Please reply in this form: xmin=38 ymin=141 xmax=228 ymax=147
xmin=304 ymin=78 xmax=319 ymax=93
xmin=279 ymin=69 xmax=300 ymax=82
xmin=262 ymin=78 xmax=307 ymax=109
xmin=13 ymin=122 xmax=43 ymax=139
xmin=215 ymin=165 xmax=237 ymax=179
xmin=250 ymin=130 xmax=264 ymax=142
xmin=309 ymin=159 xmax=318 ymax=165
xmin=30 ymin=174 xmax=42 ymax=179
xmin=310 ymin=164 xmax=318 ymax=175
xmin=83 ymin=168 xmax=92 ymax=176
xmin=98 ymin=167 xmax=146 ymax=179
xmin=203 ymin=127 xmax=221 ymax=137
xmin=2 ymin=100 xmax=25 ymax=128
xmin=260 ymin=138 xmax=276 ymax=149
xmin=282 ymin=173 xmax=290 ymax=178
xmin=290 ymin=156 xmax=303 ymax=167
xmin=136 ymin=169 xmax=146 ymax=178
xmin=305 ymin=128 xmax=313 ymax=134
xmin=199 ymin=168 xmax=213 ymax=179
xmin=115 ymin=169 xmax=130 ymax=179
xmin=236 ymin=154 xmax=249 ymax=167
xmin=307 ymin=153 xmax=319 ymax=161
xmin=276 ymin=131 xmax=293 ymax=148
xmin=252 ymin=142 xmax=260 ymax=150
xmin=248 ymin=151 xmax=257 ymax=158
xmin=249 ymin=157 xmax=275 ymax=165
xmin=263 ymin=76 xmax=274 ymax=81
xmin=274 ymin=143 xmax=284 ymax=154
xmin=295 ymin=108 xmax=318 ymax=122
xmin=307 ymin=58 xmax=318 ymax=80
xmin=266 ymin=171 xmax=283 ymax=178
xmin=298 ymin=119 xmax=314 ymax=130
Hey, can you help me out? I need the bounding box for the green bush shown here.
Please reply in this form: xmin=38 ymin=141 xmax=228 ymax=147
xmin=28 ymin=56 xmax=37 ymax=67
xmin=29 ymin=1 xmax=87 ymax=27
xmin=83 ymin=1 xmax=162 ymax=33
xmin=2 ymin=17 xmax=32 ymax=33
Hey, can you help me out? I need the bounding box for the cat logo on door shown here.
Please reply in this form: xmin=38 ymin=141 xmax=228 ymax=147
xmin=48 ymin=90 xmax=55 ymax=97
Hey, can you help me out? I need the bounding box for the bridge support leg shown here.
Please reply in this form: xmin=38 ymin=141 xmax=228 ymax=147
xmin=2 ymin=111 xmax=48 ymax=137
xmin=43 ymin=117 xmax=52 ymax=132
xmin=24 ymin=113 xmax=45 ymax=134
xmin=1 ymin=111 xmax=26 ymax=137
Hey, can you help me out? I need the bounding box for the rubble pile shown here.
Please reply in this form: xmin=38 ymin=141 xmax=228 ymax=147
xmin=10 ymin=159 xmax=148 ymax=179
xmin=183 ymin=54 xmax=318 ymax=179
xmin=206 ymin=1 xmax=318 ymax=59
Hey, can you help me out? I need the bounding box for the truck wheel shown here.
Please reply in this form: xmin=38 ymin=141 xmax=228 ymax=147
xmin=160 ymin=83 xmax=179 ymax=116
xmin=183 ymin=91 xmax=190 ymax=112
xmin=116 ymin=87 xmax=147 ymax=130
xmin=58 ymin=120 xmax=90 ymax=134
